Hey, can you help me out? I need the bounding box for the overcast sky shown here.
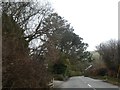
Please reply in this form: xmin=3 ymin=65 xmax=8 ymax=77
xmin=49 ymin=0 xmax=119 ymax=51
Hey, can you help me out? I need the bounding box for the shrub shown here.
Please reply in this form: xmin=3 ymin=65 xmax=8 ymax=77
xmin=54 ymin=75 xmax=64 ymax=81
xmin=97 ymin=68 xmax=107 ymax=76
xmin=69 ymin=71 xmax=81 ymax=77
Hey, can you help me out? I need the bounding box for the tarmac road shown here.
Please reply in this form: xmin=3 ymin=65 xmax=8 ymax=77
xmin=53 ymin=76 xmax=119 ymax=90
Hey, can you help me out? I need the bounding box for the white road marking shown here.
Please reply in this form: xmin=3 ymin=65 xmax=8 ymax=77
xmin=88 ymin=84 xmax=96 ymax=90
xmin=88 ymin=84 xmax=92 ymax=87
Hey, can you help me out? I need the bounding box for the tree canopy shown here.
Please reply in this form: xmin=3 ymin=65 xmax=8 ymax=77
xmin=2 ymin=1 xmax=92 ymax=89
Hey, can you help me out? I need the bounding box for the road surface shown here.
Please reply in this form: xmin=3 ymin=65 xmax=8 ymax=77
xmin=53 ymin=76 xmax=119 ymax=90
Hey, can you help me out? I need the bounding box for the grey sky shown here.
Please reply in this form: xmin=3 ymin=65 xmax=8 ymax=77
xmin=49 ymin=0 xmax=119 ymax=51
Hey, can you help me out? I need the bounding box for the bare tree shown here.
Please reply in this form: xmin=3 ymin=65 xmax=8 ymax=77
xmin=2 ymin=1 xmax=53 ymax=89
xmin=96 ymin=39 xmax=119 ymax=77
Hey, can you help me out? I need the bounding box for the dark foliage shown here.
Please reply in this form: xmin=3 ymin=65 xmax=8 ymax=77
xmin=52 ymin=63 xmax=67 ymax=74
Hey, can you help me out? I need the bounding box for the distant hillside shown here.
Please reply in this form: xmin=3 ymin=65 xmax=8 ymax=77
xmin=91 ymin=51 xmax=106 ymax=69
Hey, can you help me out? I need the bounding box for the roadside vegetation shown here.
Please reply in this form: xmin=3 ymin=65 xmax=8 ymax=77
xmin=84 ymin=40 xmax=120 ymax=86
xmin=2 ymin=1 xmax=92 ymax=89
xmin=2 ymin=1 xmax=119 ymax=89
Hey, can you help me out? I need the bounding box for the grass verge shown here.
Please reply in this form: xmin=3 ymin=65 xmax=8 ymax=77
xmin=90 ymin=76 xmax=120 ymax=86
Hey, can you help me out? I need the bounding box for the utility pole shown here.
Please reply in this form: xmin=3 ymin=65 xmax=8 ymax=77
xmin=117 ymin=65 xmax=120 ymax=79
xmin=116 ymin=65 xmax=120 ymax=85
